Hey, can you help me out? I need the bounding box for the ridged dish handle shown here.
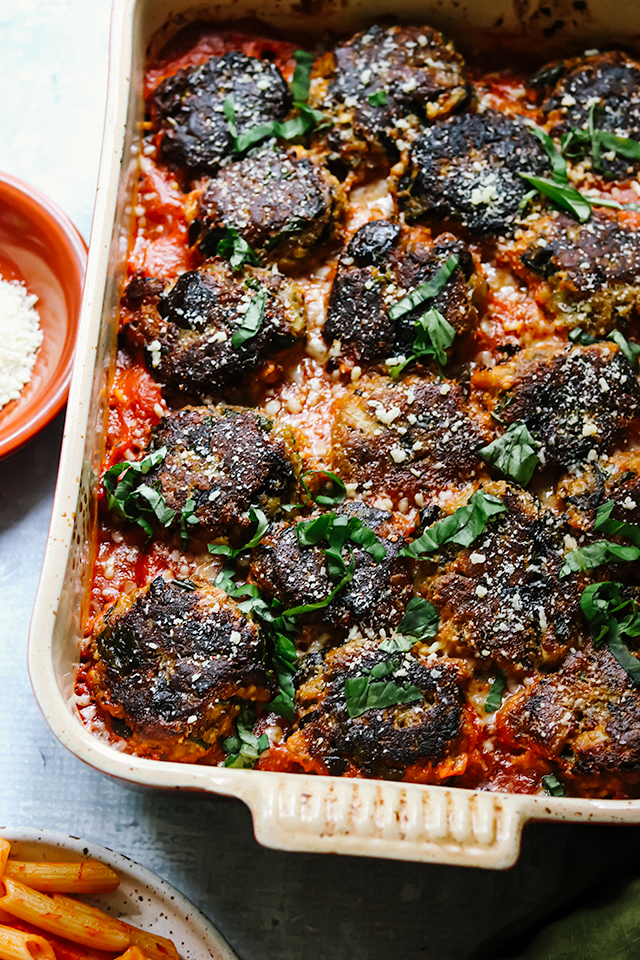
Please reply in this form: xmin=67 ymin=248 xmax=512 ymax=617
xmin=239 ymin=774 xmax=527 ymax=867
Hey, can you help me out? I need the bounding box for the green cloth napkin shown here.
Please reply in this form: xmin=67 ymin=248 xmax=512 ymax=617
xmin=497 ymin=876 xmax=640 ymax=960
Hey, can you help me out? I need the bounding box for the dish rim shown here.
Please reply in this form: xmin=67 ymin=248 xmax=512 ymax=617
xmin=27 ymin=0 xmax=640 ymax=871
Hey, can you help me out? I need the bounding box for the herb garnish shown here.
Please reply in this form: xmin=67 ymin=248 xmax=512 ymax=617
xmin=519 ymin=173 xmax=592 ymax=222
xmin=344 ymin=660 xmax=422 ymax=719
xmin=400 ymin=491 xmax=507 ymax=558
xmin=561 ymin=103 xmax=640 ymax=176
xmin=232 ymin=287 xmax=266 ymax=348
xmin=485 ymin=669 xmax=507 ymax=713
xmin=300 ymin=469 xmax=347 ymax=506
xmin=103 ymin=448 xmax=176 ymax=539
xmin=388 ymin=254 xmax=460 ymax=321
xmin=224 ymin=94 xmax=331 ymax=155
xmin=394 ymin=597 xmax=440 ymax=641
xmin=216 ymin=227 xmax=259 ymax=269
xmin=390 ymin=308 xmax=456 ymax=379
xmin=223 ymin=707 xmax=269 ymax=768
xmin=290 ymin=50 xmax=314 ymax=103
xmin=542 ymin=773 xmax=565 ymax=797
xmin=480 ymin=421 xmax=540 ymax=486
xmin=579 ymin=581 xmax=640 ymax=684
xmin=368 ymin=90 xmax=388 ymax=107
xmin=569 ymin=327 xmax=640 ymax=371
xmin=560 ymin=501 xmax=640 ymax=577
xmin=179 ymin=498 xmax=199 ymax=548
xmin=208 ymin=507 xmax=269 ymax=559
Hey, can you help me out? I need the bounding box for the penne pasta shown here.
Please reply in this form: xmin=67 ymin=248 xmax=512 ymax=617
xmin=50 ymin=898 xmax=178 ymax=960
xmin=0 ymin=923 xmax=55 ymax=960
xmin=0 ymin=843 xmax=9 ymax=880
xmin=3 ymin=862 xmax=119 ymax=895
xmin=0 ymin=880 xmax=129 ymax=952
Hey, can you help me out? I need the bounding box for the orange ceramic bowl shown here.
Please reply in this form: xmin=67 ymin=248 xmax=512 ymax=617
xmin=0 ymin=172 xmax=87 ymax=460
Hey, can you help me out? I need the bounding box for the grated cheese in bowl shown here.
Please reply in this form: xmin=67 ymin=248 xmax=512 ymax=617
xmin=0 ymin=277 xmax=43 ymax=411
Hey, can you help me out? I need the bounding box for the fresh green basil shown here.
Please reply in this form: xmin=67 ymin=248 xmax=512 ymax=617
xmin=269 ymin=632 xmax=298 ymax=720
xmin=396 ymin=597 xmax=440 ymax=640
xmin=282 ymin=562 xmax=355 ymax=617
xmin=542 ymin=773 xmax=565 ymax=797
xmin=388 ymin=255 xmax=460 ymax=321
xmin=179 ymin=497 xmax=199 ymax=548
xmin=208 ymin=507 xmax=269 ymax=558
xmin=290 ymin=49 xmax=314 ymax=102
xmin=569 ymin=327 xmax=640 ymax=370
xmin=530 ymin=125 xmax=568 ymax=184
xmin=368 ymin=90 xmax=388 ymax=107
xmin=223 ymin=707 xmax=270 ymax=768
xmin=485 ymin=669 xmax=507 ymax=713
xmin=593 ymin=500 xmax=640 ymax=547
xmin=580 ymin=581 xmax=640 ymax=684
xmin=216 ymin=227 xmax=259 ymax=269
xmin=401 ymin=491 xmax=507 ymax=558
xmin=519 ymin=174 xmax=592 ymax=222
xmin=232 ymin=287 xmax=266 ymax=348
xmin=480 ymin=421 xmax=540 ymax=486
xmin=560 ymin=541 xmax=640 ymax=578
xmin=379 ymin=634 xmax=415 ymax=653
xmin=344 ymin=660 xmax=422 ymax=718
xmin=230 ymin=100 xmax=332 ymax=155
xmin=300 ymin=470 xmax=347 ymax=506
xmin=390 ymin=308 xmax=456 ymax=378
xmin=103 ymin=447 xmax=176 ymax=539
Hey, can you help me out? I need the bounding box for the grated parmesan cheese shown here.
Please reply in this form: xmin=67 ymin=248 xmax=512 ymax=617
xmin=0 ymin=278 xmax=42 ymax=410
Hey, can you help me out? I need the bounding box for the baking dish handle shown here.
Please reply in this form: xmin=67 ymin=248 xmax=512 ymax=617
xmin=238 ymin=774 xmax=528 ymax=867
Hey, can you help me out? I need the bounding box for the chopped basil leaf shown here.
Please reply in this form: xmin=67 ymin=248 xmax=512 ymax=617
xmin=485 ymin=669 xmax=507 ymax=713
xmin=396 ymin=597 xmax=440 ymax=640
xmin=542 ymin=773 xmax=565 ymax=797
xmin=282 ymin=562 xmax=355 ymax=617
xmin=234 ymin=102 xmax=331 ymax=154
xmin=179 ymin=497 xmax=199 ymax=548
xmin=379 ymin=634 xmax=415 ymax=653
xmin=344 ymin=662 xmax=422 ymax=718
xmin=580 ymin=581 xmax=640 ymax=648
xmin=103 ymin=447 xmax=176 ymax=539
xmin=530 ymin=125 xmax=568 ymax=184
xmin=216 ymin=227 xmax=259 ymax=269
xmin=480 ymin=421 xmax=540 ymax=486
xmin=593 ymin=500 xmax=640 ymax=547
xmin=569 ymin=327 xmax=640 ymax=369
xmin=295 ymin=512 xmax=387 ymax=566
xmin=290 ymin=49 xmax=314 ymax=103
xmin=388 ymin=254 xmax=460 ymax=321
xmin=390 ymin=308 xmax=456 ymax=379
xmin=368 ymin=90 xmax=388 ymax=106
xmin=301 ymin=469 xmax=347 ymax=506
xmin=269 ymin=631 xmax=298 ymax=720
xmin=223 ymin=708 xmax=270 ymax=768
xmin=223 ymin=94 xmax=238 ymax=142
xmin=518 ymin=173 xmax=592 ymax=222
xmin=231 ymin=287 xmax=266 ymax=348
xmin=401 ymin=491 xmax=507 ymax=558
xmin=208 ymin=507 xmax=269 ymax=558
xmin=560 ymin=540 xmax=640 ymax=578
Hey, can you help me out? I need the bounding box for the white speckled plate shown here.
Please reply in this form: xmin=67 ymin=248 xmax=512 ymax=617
xmin=0 ymin=828 xmax=238 ymax=960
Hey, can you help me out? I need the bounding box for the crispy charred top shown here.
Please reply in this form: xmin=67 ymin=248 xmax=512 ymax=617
xmin=498 ymin=642 xmax=640 ymax=777
xmin=249 ymin=501 xmax=412 ymax=635
xmin=323 ymin=223 xmax=479 ymax=365
xmin=400 ymin=111 xmax=550 ymax=236
xmin=289 ymin=637 xmax=467 ymax=777
xmin=541 ymin=52 xmax=640 ymax=181
xmin=152 ymin=52 xmax=291 ymax=181
xmin=146 ymin=405 xmax=298 ymax=545
xmin=309 ymin=24 xmax=470 ymax=171
xmin=427 ymin=483 xmax=583 ymax=672
xmin=558 ymin=449 xmax=640 ymax=532
xmin=195 ymin=148 xmax=346 ymax=271
xmin=125 ymin=259 xmax=305 ymax=400
xmin=331 ymin=373 xmax=490 ymax=505
xmin=86 ymin=577 xmax=269 ymax=761
xmin=481 ymin=342 xmax=640 ymax=470
xmin=518 ymin=211 xmax=640 ymax=335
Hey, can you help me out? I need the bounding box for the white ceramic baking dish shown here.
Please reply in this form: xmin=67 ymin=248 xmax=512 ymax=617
xmin=29 ymin=0 xmax=640 ymax=869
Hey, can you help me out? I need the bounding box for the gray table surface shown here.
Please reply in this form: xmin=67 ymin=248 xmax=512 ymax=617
xmin=2 ymin=4 xmax=640 ymax=959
